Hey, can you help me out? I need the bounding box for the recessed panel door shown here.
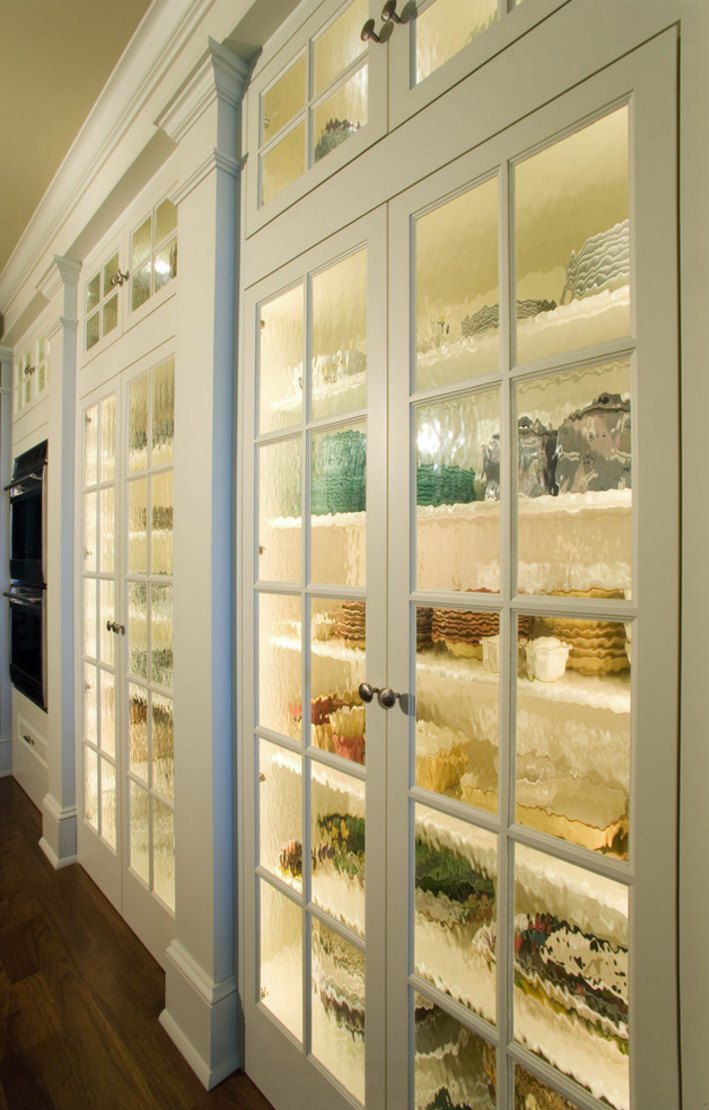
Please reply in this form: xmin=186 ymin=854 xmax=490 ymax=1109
xmin=387 ymin=32 xmax=678 ymax=1110
xmin=242 ymin=210 xmax=388 ymax=1109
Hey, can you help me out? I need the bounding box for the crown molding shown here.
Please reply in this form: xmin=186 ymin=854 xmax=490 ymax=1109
xmin=156 ymin=39 xmax=250 ymax=145
xmin=0 ymin=0 xmax=218 ymax=324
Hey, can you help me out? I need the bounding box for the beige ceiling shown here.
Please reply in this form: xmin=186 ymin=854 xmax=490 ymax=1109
xmin=0 ymin=0 xmax=154 ymax=280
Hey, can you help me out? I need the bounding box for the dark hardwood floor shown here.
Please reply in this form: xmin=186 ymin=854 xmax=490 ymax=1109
xmin=0 ymin=776 xmax=273 ymax=1110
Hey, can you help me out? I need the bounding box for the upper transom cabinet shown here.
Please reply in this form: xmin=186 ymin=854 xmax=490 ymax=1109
xmin=81 ymin=191 xmax=178 ymax=362
xmin=244 ymin=0 xmax=567 ymax=234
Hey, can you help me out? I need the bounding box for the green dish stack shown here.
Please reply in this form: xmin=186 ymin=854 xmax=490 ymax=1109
xmin=311 ymin=428 xmax=366 ymax=515
xmin=416 ymin=463 xmax=476 ymax=507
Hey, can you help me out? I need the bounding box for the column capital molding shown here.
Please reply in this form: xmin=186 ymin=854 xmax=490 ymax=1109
xmin=171 ymin=148 xmax=242 ymax=207
xmin=156 ymin=38 xmax=249 ymax=146
xmin=37 ymin=255 xmax=82 ymax=302
xmin=0 ymin=345 xmax=13 ymax=361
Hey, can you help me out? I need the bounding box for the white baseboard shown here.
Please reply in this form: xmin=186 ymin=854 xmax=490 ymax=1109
xmin=39 ymin=837 xmax=77 ymax=870
xmin=41 ymin=793 xmax=78 ymax=868
xmin=160 ymin=941 xmax=241 ymax=1090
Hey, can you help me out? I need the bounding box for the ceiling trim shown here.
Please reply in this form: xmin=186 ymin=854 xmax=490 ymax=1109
xmin=0 ymin=0 xmax=219 ymax=329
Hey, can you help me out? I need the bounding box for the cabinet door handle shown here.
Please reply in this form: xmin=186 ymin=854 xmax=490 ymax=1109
xmin=358 ymin=682 xmax=405 ymax=710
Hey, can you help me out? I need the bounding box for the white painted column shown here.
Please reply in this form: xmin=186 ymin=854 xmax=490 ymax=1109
xmin=38 ymin=256 xmax=81 ymax=867
xmin=0 ymin=345 xmax=12 ymax=777
xmin=155 ymin=40 xmax=248 ymax=1089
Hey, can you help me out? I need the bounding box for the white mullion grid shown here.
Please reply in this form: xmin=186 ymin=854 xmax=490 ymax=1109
xmin=498 ymin=151 xmax=514 ymax=1110
xmin=301 ymin=271 xmax=312 ymax=1059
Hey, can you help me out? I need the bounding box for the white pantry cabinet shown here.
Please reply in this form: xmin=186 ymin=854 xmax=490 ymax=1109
xmin=238 ymin=2 xmax=679 ymax=1108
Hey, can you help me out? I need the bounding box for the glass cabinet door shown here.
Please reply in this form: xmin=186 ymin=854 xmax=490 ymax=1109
xmin=245 ymin=0 xmax=387 ymax=235
xmin=387 ymin=33 xmax=678 ymax=1110
xmin=386 ymin=0 xmax=569 ymax=130
xmin=79 ymin=390 xmax=121 ymax=907
xmin=242 ymin=211 xmax=388 ymax=1109
xmin=77 ymin=355 xmax=177 ymax=964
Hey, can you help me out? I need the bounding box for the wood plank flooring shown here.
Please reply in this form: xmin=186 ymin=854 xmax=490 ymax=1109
xmin=0 ymin=776 xmax=273 ymax=1110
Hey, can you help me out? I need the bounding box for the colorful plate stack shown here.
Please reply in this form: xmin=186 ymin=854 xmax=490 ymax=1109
xmin=335 ymin=601 xmax=366 ymax=649
xmin=431 ymin=610 xmax=505 ymax=660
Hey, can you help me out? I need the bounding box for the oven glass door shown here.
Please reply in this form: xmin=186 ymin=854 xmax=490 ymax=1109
xmin=7 ymin=587 xmax=46 ymax=709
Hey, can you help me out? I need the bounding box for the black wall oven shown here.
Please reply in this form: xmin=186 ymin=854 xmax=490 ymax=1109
xmin=4 ymin=440 xmax=48 ymax=710
xmin=5 ymin=584 xmax=46 ymax=709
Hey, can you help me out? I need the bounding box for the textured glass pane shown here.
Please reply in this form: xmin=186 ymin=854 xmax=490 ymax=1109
xmin=258 ymin=593 xmax=302 ymax=739
xmin=416 ymin=176 xmax=499 ymax=389
xmin=152 ymin=693 xmax=174 ymax=803
xmin=99 ymin=580 xmax=115 ymax=666
xmin=103 ymin=253 xmax=119 ymax=292
xmin=259 ymin=283 xmax=304 ymax=433
xmin=311 ymin=422 xmax=366 ymax=588
xmin=259 ymin=738 xmax=303 ymax=891
xmin=128 ymin=581 xmax=148 ymax=679
xmin=515 ymin=1064 xmax=582 ymax=1110
xmin=130 ymin=781 xmax=150 ymax=883
xmin=131 ymin=262 xmax=151 ymax=311
xmin=83 ymin=578 xmax=97 ymax=658
xmin=100 ymin=395 xmax=116 ymax=483
xmin=128 ymin=478 xmax=148 ymax=574
xmin=311 ymin=597 xmax=366 ymax=765
xmin=151 ymin=583 xmax=173 ymax=688
xmin=132 ymin=217 xmax=152 ymax=267
xmin=260 ymin=880 xmax=302 ymax=1041
xmin=313 ymin=67 xmax=367 ymax=164
xmin=416 ymin=0 xmax=497 ymax=82
xmin=151 ymin=358 xmax=175 ymax=466
xmin=415 ymin=993 xmax=496 ymax=1110
xmin=262 ymin=54 xmax=306 ymax=142
xmin=99 ymin=671 xmax=116 ymax=759
xmin=153 ymin=798 xmax=175 ymax=910
xmin=415 ymin=804 xmax=497 ymax=1022
xmin=311 ymin=918 xmax=365 ymax=1102
xmin=415 ymin=607 xmax=500 ymax=813
xmin=515 ymin=108 xmax=629 ymax=364
xmin=83 ymin=491 xmax=97 ymax=572
xmin=154 ymin=240 xmax=177 ymax=291
xmin=311 ymin=249 xmax=367 ymax=421
xmin=262 ymin=121 xmax=305 ymax=205
xmin=103 ymin=293 xmax=118 ymax=335
xmin=83 ymin=663 xmax=97 ymax=745
xmin=518 ymin=614 xmax=630 ymax=858
xmin=313 ymin=0 xmax=367 ymax=96
xmin=84 ymin=405 xmax=98 ymax=485
xmin=258 ymin=437 xmax=302 ymax=583
xmin=416 ymin=389 xmax=500 ymax=592
xmin=100 ymin=758 xmax=117 ymax=849
xmin=514 ymin=845 xmax=629 ymax=1109
xmin=86 ymin=272 xmax=100 ymax=312
xmin=99 ymin=488 xmax=115 ymax=574
xmin=151 ymin=471 xmax=173 ymax=575
xmin=84 ymin=747 xmax=98 ymax=830
xmin=86 ymin=312 xmax=100 ymax=350
xmin=128 ymin=683 xmax=149 ymax=782
xmin=311 ymin=761 xmax=365 ymax=937
xmin=516 ymin=360 xmax=632 ymax=598
xmin=155 ymin=199 xmax=177 ymax=244
xmin=128 ymin=374 xmax=149 ymax=472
